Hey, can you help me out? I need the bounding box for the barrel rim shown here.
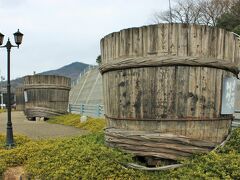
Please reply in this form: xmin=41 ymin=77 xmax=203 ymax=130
xmin=23 ymin=74 xmax=71 ymax=81
xmin=100 ymin=23 xmax=240 ymax=42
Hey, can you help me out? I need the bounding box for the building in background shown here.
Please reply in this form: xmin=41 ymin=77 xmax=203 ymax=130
xmin=69 ymin=67 xmax=104 ymax=117
xmin=0 ymin=87 xmax=15 ymax=109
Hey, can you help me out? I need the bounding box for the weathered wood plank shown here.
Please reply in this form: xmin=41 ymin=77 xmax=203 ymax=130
xmin=101 ymin=24 xmax=239 ymax=162
xmin=24 ymin=75 xmax=70 ymax=119
xmin=15 ymin=86 xmax=25 ymax=111
xmin=105 ymin=128 xmax=216 ymax=160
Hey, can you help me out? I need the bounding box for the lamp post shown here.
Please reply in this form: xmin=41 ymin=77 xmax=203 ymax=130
xmin=0 ymin=29 xmax=23 ymax=148
xmin=0 ymin=76 xmax=5 ymax=109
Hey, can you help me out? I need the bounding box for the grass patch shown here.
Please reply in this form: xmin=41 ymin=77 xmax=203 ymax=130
xmin=167 ymin=128 xmax=240 ymax=179
xmin=1 ymin=113 xmax=240 ymax=179
xmin=0 ymin=134 xmax=31 ymax=175
xmin=48 ymin=114 xmax=106 ymax=133
xmin=220 ymin=128 xmax=240 ymax=154
xmin=0 ymin=109 xmax=5 ymax=113
xmin=0 ymin=133 xmax=155 ymax=179
xmin=0 ymin=134 xmax=31 ymax=148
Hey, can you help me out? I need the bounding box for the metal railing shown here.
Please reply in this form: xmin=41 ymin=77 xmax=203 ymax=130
xmin=69 ymin=105 xmax=240 ymax=126
xmin=69 ymin=104 xmax=104 ymax=117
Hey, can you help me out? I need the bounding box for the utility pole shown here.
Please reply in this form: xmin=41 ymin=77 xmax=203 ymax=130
xmin=169 ymin=0 xmax=172 ymax=23
xmin=0 ymin=73 xmax=4 ymax=109
xmin=0 ymin=29 xmax=24 ymax=148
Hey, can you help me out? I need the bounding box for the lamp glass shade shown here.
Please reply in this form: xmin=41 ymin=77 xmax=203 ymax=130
xmin=0 ymin=33 xmax=4 ymax=46
xmin=13 ymin=29 xmax=23 ymax=46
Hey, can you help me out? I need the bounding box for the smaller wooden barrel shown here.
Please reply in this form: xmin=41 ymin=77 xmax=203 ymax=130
xmin=15 ymin=86 xmax=25 ymax=111
xmin=24 ymin=75 xmax=71 ymax=119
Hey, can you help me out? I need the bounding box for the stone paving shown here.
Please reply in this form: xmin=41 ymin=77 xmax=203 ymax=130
xmin=0 ymin=111 xmax=88 ymax=139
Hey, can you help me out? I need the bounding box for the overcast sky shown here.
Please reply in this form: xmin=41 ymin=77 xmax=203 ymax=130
xmin=0 ymin=0 xmax=169 ymax=79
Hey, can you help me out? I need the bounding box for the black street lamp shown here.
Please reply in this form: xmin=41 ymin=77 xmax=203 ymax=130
xmin=0 ymin=29 xmax=23 ymax=148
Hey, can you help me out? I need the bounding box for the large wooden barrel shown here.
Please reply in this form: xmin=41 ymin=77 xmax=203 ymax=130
xmin=24 ymin=75 xmax=71 ymax=119
xmin=15 ymin=86 xmax=25 ymax=111
xmin=100 ymin=24 xmax=240 ymax=161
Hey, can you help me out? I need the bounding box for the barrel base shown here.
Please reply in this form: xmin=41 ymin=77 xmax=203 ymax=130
xmin=25 ymin=107 xmax=67 ymax=119
xmin=105 ymin=128 xmax=218 ymax=161
xmin=135 ymin=156 xmax=177 ymax=167
xmin=106 ymin=117 xmax=232 ymax=143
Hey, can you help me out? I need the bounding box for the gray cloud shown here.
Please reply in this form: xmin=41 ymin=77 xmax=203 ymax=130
xmin=0 ymin=0 xmax=27 ymax=8
xmin=0 ymin=0 xmax=169 ymax=79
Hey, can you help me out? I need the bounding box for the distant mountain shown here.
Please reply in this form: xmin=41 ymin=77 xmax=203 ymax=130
xmin=39 ymin=62 xmax=90 ymax=81
xmin=0 ymin=62 xmax=93 ymax=91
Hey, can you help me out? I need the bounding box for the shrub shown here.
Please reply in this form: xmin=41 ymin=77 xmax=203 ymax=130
xmin=48 ymin=114 xmax=81 ymax=127
xmin=48 ymin=114 xmax=106 ymax=133
xmin=0 ymin=122 xmax=239 ymax=180
xmin=0 ymin=134 xmax=150 ymax=179
xmin=220 ymin=128 xmax=240 ymax=153
xmin=161 ymin=128 xmax=240 ymax=179
xmin=0 ymin=135 xmax=31 ymax=175
xmin=165 ymin=151 xmax=240 ymax=179
xmin=0 ymin=134 xmax=31 ymax=149
xmin=76 ymin=118 xmax=106 ymax=133
xmin=24 ymin=134 xmax=148 ymax=179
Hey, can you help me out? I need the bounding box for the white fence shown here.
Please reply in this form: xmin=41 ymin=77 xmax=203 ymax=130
xmin=69 ymin=104 xmax=104 ymax=118
xmin=233 ymin=110 xmax=240 ymax=128
xmin=69 ymin=106 xmax=240 ymax=128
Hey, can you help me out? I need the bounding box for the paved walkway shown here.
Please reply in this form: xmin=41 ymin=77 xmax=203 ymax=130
xmin=0 ymin=111 xmax=88 ymax=139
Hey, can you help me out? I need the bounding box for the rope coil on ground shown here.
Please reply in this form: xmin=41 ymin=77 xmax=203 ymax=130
xmin=114 ymin=130 xmax=232 ymax=171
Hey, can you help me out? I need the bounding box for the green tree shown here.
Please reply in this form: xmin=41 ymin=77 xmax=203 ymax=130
xmin=96 ymin=55 xmax=101 ymax=65
xmin=233 ymin=25 xmax=240 ymax=35
xmin=217 ymin=0 xmax=240 ymax=34
xmin=151 ymin=0 xmax=231 ymax=26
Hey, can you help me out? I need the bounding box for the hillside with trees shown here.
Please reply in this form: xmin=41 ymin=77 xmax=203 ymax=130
xmin=152 ymin=0 xmax=240 ymax=34
xmin=0 ymin=62 xmax=91 ymax=90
